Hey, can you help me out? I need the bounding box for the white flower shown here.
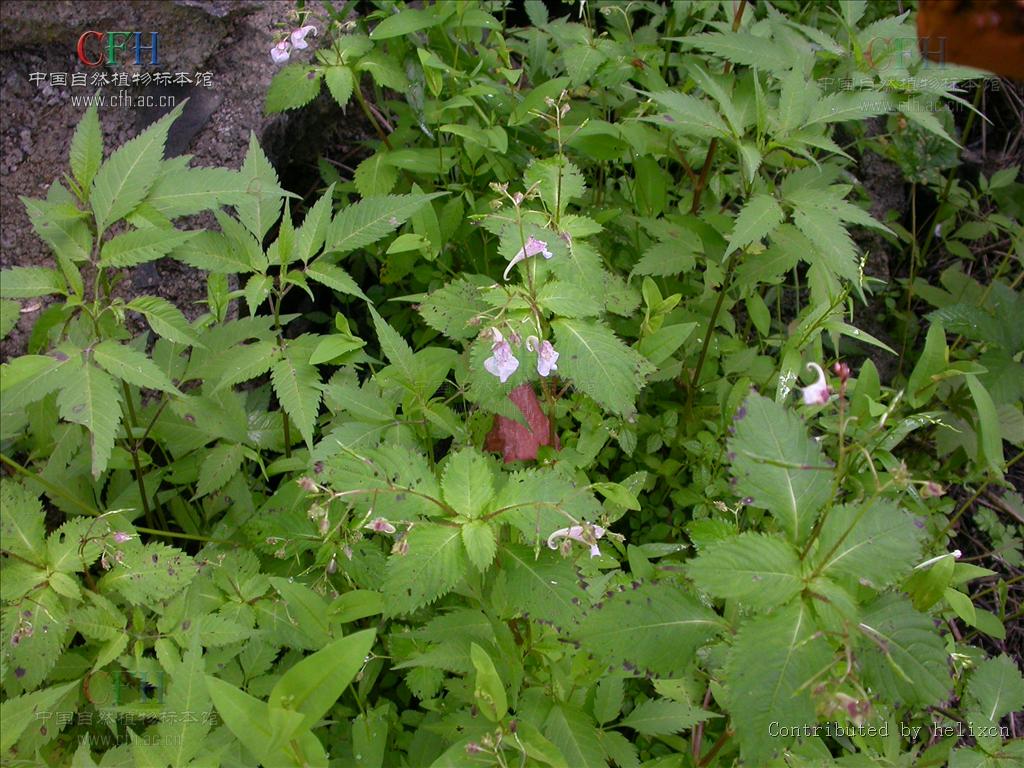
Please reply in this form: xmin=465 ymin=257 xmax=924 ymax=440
xmin=290 ymin=25 xmax=318 ymax=50
xmin=503 ymin=236 xmax=554 ymax=280
xmin=271 ymin=40 xmax=291 ymax=64
xmin=800 ymin=362 xmax=831 ymax=405
xmin=483 ymin=328 xmax=519 ymax=383
xmin=526 ymin=336 xmax=559 ymax=377
xmin=365 ymin=517 xmax=396 ymax=534
xmin=914 ymin=549 xmax=961 ymax=570
xmin=547 ymin=524 xmax=606 ymax=558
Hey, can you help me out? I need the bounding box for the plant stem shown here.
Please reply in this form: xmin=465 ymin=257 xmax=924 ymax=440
xmin=120 ymin=380 xmax=157 ymax=529
xmin=942 ymin=450 xmax=1024 ymax=536
xmin=353 ymin=83 xmax=393 ymax=150
xmin=690 ymin=251 xmax=738 ymax=391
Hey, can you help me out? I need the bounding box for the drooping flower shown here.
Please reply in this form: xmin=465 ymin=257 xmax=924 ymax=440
xmin=503 ymin=236 xmax=554 ymax=280
xmin=270 ymin=40 xmax=291 ymax=64
xmin=526 ymin=336 xmax=559 ymax=377
xmin=111 ymin=531 xmax=133 ymax=544
xmin=800 ymin=362 xmax=831 ymax=405
xmin=290 ymin=25 xmax=318 ymax=49
xmin=365 ymin=517 xmax=396 ymax=534
xmin=547 ymin=524 xmax=606 ymax=558
xmin=914 ymin=549 xmax=961 ymax=570
xmin=483 ymin=328 xmax=520 ymax=383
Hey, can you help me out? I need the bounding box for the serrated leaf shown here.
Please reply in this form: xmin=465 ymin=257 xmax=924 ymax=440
xmin=270 ymin=341 xmax=322 ymax=449
xmin=91 ymin=104 xmax=183 ymax=233
xmin=100 ymin=228 xmax=198 ymax=268
xmin=235 ymin=133 xmax=285 ymax=240
xmin=56 ymin=362 xmax=123 ymax=477
xmin=327 ymin=193 xmax=444 ymax=254
xmin=576 ymin=582 xmax=723 ymax=677
xmin=325 ymin=65 xmax=354 ymax=106
xmin=368 ymin=304 xmax=417 ymax=384
xmin=128 ymin=295 xmax=202 ymax=347
xmin=306 ymin=260 xmax=368 ymax=300
xmin=0 ymin=481 xmax=46 ymax=562
xmin=383 ymin=523 xmax=467 ymax=615
xmin=145 ymin=165 xmax=246 ymax=218
xmin=812 ymin=500 xmax=923 ymax=591
xmin=461 ymin=521 xmax=497 ymax=572
xmin=0 ymin=267 xmax=65 ymax=299
xmin=552 ymin=318 xmax=654 ymax=419
xmin=677 ymin=32 xmax=792 ymax=73
xmin=543 ymin=705 xmax=607 ymax=768
xmin=97 ymin=542 xmax=195 ymax=605
xmin=687 ymin=532 xmax=803 ymax=610
xmin=630 ymin=240 xmax=697 ymax=278
xmin=0 ymin=299 xmax=21 ymax=338
xmin=500 ymin=545 xmax=587 ymax=629
xmin=370 ymin=7 xmax=442 ymax=39
xmin=536 ymin=280 xmax=603 ymax=318
xmin=419 ymin=279 xmax=488 ymax=340
xmin=858 ymin=593 xmax=952 ymax=708
xmin=964 ymin=655 xmax=1024 ymax=724
xmin=728 ymin=392 xmax=831 ymax=544
xmin=294 ymin=184 xmax=335 ymax=263
xmin=790 ymin=204 xmax=861 ymax=284
xmin=806 ymin=91 xmax=897 ymax=125
xmin=524 ymin=157 xmax=586 ymax=216
xmin=725 ymin=194 xmax=784 ymax=257
xmin=0 ymin=681 xmax=78 ymax=753
xmin=265 ymin=64 xmax=323 ymax=113
xmin=70 ymin=102 xmax=102 ymax=192
xmin=210 ymin=340 xmax=278 ymax=391
xmin=565 ymin=42 xmax=606 ymax=87
xmin=645 ymin=90 xmax=731 ymax=138
xmin=619 ymin=699 xmax=716 ymax=736
xmin=158 ymin=636 xmax=210 ymax=765
xmin=442 ymin=449 xmax=495 ymax=518
xmin=92 ymin=340 xmax=180 ymax=394
xmin=194 ymin=442 xmax=244 ymax=498
xmin=726 ymin=602 xmax=832 ymax=764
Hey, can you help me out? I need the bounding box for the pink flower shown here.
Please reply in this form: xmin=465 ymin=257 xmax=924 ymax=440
xmin=271 ymin=40 xmax=291 ymax=64
xmin=526 ymin=336 xmax=559 ymax=377
xmin=365 ymin=517 xmax=396 ymax=534
xmin=801 ymin=363 xmax=831 ymax=405
xmin=290 ymin=25 xmax=318 ymax=50
xmin=503 ymin=236 xmax=554 ymax=280
xmin=547 ymin=524 xmax=606 ymax=558
xmin=112 ymin=532 xmax=133 ymax=544
xmin=483 ymin=328 xmax=520 ymax=383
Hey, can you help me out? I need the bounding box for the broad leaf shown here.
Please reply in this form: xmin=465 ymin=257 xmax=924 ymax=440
xmin=100 ymin=228 xmax=198 ymax=268
xmin=92 ymin=340 xmax=180 ymax=394
xmin=441 ymin=448 xmax=495 ymax=519
xmin=327 ymin=193 xmax=444 ymax=254
xmin=383 ymin=523 xmax=467 ymax=616
xmin=56 ymin=362 xmax=123 ymax=477
xmin=270 ymin=336 xmax=323 ymax=449
xmin=687 ymin=533 xmax=804 ymax=610
xmin=725 ymin=194 xmax=784 ymax=257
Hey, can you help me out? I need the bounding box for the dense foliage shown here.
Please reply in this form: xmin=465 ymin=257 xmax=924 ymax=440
xmin=1 ymin=1 xmax=1022 ymax=766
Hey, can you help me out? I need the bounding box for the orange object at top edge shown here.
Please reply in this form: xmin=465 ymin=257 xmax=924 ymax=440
xmin=916 ymin=0 xmax=1024 ymax=80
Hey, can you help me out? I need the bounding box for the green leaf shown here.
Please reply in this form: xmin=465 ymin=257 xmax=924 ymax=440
xmin=100 ymin=228 xmax=198 ymax=268
xmin=418 ymin=279 xmax=488 ymax=340
xmin=645 ymin=90 xmax=731 ymax=138
xmin=858 ymin=593 xmax=952 ymax=708
xmin=806 ymin=91 xmax=897 ymax=125
xmin=92 ymin=340 xmax=180 ymax=394
xmin=565 ymin=42 xmax=607 ymax=87
xmin=593 ymin=676 xmax=623 ymax=725
xmin=205 ymin=676 xmax=285 ymax=757
xmin=235 ymin=133 xmax=285 ymax=240
xmin=687 ymin=532 xmax=803 ymax=610
xmin=70 ymin=102 xmax=102 ymax=192
xmin=543 ymin=705 xmax=607 ymax=768
xmin=790 ymin=204 xmax=860 ymax=284
xmin=371 ymin=7 xmax=442 ymax=39
xmin=194 ymin=442 xmax=244 ymax=498
xmin=906 ymin=321 xmax=948 ymax=407
xmin=500 ymin=545 xmax=588 ymax=630
xmin=537 ymin=280 xmax=603 ymax=318
xmin=576 ymin=582 xmax=723 ymax=677
xmin=265 ymin=64 xmax=323 ymax=113
xmin=0 ymin=353 xmax=69 ymax=412
xmin=461 ymin=520 xmax=497 ymax=572
xmin=270 ymin=340 xmax=323 ymax=449
xmin=811 ymin=500 xmax=924 ymax=591
xmin=442 ymin=448 xmax=495 ymax=519
xmin=966 ymin=374 xmax=1005 ymax=474
xmin=630 ymin=240 xmax=698 ymax=278
xmin=325 ymin=65 xmax=354 ymax=107
xmin=306 ymin=260 xmax=368 ymax=300
xmin=552 ymin=318 xmax=654 ymax=419
xmin=269 ymin=577 xmax=332 ymax=647
xmin=524 ymin=157 xmax=586 ymax=216
xmin=158 ymin=636 xmax=211 ymax=766
xmin=128 ymin=295 xmax=202 ymax=347
xmin=210 ymin=340 xmax=279 ymax=391
xmin=676 ymin=32 xmax=792 ymax=73
xmin=0 ymin=481 xmax=46 ymax=562
xmin=964 ymin=655 xmax=1024 ymax=724
xmin=725 ymin=194 xmax=784 ymax=257
xmin=638 ymin=323 xmax=697 ymax=366
xmin=91 ymin=103 xmax=183 ymax=232
xmin=728 ymin=392 xmax=831 ymax=544
xmin=470 ymin=642 xmax=508 ymax=722
xmin=269 ymin=628 xmax=376 ymax=732
xmin=619 ymin=699 xmax=716 ymax=736
xmin=294 ymin=184 xmax=335 ymax=263
xmin=327 ymin=193 xmax=444 ymax=254
xmin=383 ymin=523 xmax=467 ymax=616
xmin=725 ymin=603 xmax=833 ymax=764
xmin=145 ymin=166 xmax=246 ymax=218
xmin=97 ymin=542 xmax=195 ymax=604
xmin=0 ymin=681 xmax=78 ymax=753
xmin=0 ymin=299 xmax=19 ymax=340
xmin=354 ymin=153 xmax=398 ymax=198
xmin=0 ymin=267 xmax=65 ymax=298
xmin=57 ymin=362 xmax=123 ymax=477
xmin=368 ymin=305 xmax=417 ymax=385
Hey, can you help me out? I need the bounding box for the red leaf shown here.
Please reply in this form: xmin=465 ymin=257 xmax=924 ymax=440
xmin=484 ymin=383 xmax=560 ymax=463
